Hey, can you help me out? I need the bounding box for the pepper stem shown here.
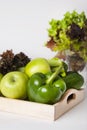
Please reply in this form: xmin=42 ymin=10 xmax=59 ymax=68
xmin=46 ymin=65 xmax=62 ymax=85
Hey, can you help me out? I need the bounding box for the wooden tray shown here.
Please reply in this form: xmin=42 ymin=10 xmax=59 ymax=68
xmin=0 ymin=89 xmax=85 ymax=121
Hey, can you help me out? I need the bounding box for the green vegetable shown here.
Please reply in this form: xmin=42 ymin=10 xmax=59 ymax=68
xmin=45 ymin=10 xmax=87 ymax=62
xmin=27 ymin=64 xmax=66 ymax=104
xmin=48 ymin=57 xmax=68 ymax=77
xmin=53 ymin=78 xmax=66 ymax=94
xmin=63 ymin=71 xmax=84 ymax=90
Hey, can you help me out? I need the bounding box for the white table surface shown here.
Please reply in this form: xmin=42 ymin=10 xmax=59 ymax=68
xmin=0 ymin=88 xmax=87 ymax=130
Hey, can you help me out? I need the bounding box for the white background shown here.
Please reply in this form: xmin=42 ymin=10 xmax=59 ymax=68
xmin=0 ymin=0 xmax=87 ymax=130
xmin=0 ymin=0 xmax=87 ymax=58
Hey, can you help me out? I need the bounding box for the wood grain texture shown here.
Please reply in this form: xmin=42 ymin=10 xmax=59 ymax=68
xmin=0 ymin=89 xmax=85 ymax=121
xmin=54 ymin=89 xmax=85 ymax=120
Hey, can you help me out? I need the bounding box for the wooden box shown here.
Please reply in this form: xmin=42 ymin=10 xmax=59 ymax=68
xmin=0 ymin=88 xmax=85 ymax=121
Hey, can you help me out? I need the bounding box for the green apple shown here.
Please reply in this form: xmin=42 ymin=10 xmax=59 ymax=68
xmin=0 ymin=73 xmax=3 ymax=95
xmin=25 ymin=58 xmax=51 ymax=77
xmin=0 ymin=71 xmax=28 ymax=99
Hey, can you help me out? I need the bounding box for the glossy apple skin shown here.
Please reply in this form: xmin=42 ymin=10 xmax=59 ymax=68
xmin=0 ymin=73 xmax=3 ymax=95
xmin=25 ymin=58 xmax=51 ymax=77
xmin=0 ymin=71 xmax=28 ymax=99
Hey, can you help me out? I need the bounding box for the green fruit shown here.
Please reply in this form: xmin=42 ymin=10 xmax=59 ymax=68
xmin=25 ymin=58 xmax=51 ymax=77
xmin=0 ymin=71 xmax=28 ymax=99
xmin=53 ymin=79 xmax=66 ymax=94
xmin=63 ymin=71 xmax=84 ymax=89
xmin=0 ymin=73 xmax=3 ymax=95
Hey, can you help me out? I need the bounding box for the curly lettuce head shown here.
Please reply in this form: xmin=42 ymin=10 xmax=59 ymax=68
xmin=46 ymin=10 xmax=87 ymax=61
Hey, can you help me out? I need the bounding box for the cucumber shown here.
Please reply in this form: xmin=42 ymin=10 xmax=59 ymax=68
xmin=63 ymin=71 xmax=84 ymax=90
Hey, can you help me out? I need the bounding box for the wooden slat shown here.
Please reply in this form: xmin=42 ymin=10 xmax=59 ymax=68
xmin=0 ymin=89 xmax=85 ymax=121
xmin=54 ymin=89 xmax=85 ymax=120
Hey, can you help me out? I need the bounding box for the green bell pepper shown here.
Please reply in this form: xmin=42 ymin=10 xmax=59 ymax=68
xmin=27 ymin=62 xmax=66 ymax=104
xmin=48 ymin=57 xmax=68 ymax=77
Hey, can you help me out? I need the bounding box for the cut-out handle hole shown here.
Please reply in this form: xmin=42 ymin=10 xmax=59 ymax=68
xmin=67 ymin=93 xmax=76 ymax=104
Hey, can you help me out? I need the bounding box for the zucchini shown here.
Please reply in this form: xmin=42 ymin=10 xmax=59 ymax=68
xmin=63 ymin=71 xmax=84 ymax=90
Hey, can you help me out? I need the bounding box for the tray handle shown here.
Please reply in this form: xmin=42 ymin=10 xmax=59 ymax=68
xmin=58 ymin=88 xmax=85 ymax=105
